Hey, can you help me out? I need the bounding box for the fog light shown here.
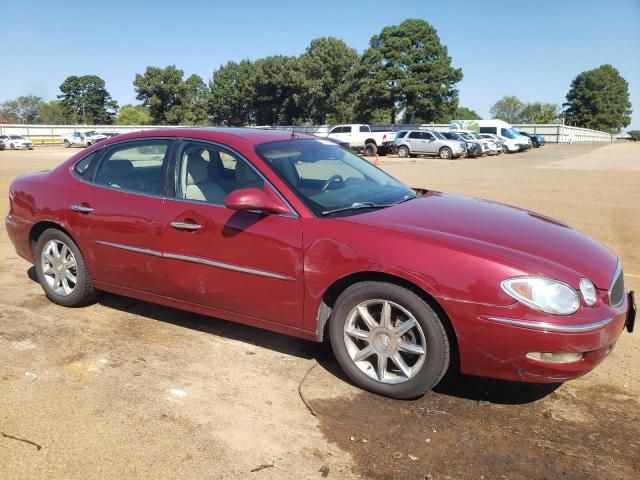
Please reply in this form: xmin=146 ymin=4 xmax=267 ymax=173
xmin=526 ymin=352 xmax=584 ymax=364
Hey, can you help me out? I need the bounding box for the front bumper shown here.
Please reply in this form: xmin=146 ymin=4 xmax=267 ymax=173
xmin=441 ymin=292 xmax=633 ymax=383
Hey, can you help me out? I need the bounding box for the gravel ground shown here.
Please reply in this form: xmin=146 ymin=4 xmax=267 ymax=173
xmin=0 ymin=142 xmax=638 ymax=479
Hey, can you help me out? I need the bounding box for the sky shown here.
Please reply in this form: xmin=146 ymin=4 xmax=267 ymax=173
xmin=1 ymin=0 xmax=639 ymax=129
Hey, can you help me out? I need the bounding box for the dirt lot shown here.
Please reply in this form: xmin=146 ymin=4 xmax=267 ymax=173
xmin=1 ymin=143 xmax=638 ymax=479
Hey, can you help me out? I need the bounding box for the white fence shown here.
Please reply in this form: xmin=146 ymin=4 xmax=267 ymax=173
xmin=0 ymin=123 xmax=614 ymax=144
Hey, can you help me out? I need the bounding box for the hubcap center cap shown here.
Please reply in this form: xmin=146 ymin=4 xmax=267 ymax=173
xmin=371 ymin=330 xmax=396 ymax=355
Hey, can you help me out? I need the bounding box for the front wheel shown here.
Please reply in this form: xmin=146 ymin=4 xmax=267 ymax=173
xmin=397 ymin=145 xmax=410 ymax=158
xmin=34 ymin=229 xmax=96 ymax=307
xmin=64 ymin=140 xmax=71 ymax=148
xmin=329 ymin=281 xmax=450 ymax=399
xmin=10 ymin=143 xmax=15 ymax=150
xmin=438 ymin=147 xmax=452 ymax=159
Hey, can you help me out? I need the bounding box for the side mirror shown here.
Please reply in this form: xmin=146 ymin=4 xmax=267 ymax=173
xmin=224 ymin=188 xmax=290 ymax=215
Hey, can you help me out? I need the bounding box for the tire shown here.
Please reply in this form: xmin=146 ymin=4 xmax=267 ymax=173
xmin=64 ymin=140 xmax=71 ymax=148
xmin=397 ymin=145 xmax=410 ymax=158
xmin=34 ymin=228 xmax=96 ymax=307
xmin=438 ymin=147 xmax=452 ymax=159
xmin=364 ymin=142 xmax=377 ymax=157
xmin=10 ymin=143 xmax=15 ymax=150
xmin=502 ymin=145 xmax=509 ymax=154
xmin=329 ymin=281 xmax=450 ymax=399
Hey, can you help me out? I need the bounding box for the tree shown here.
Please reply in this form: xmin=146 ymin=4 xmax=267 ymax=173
xmin=563 ymin=64 xmax=632 ymax=133
xmin=354 ymin=18 xmax=463 ymax=124
xmin=175 ymin=74 xmax=209 ymax=125
xmin=252 ymin=56 xmax=305 ymax=125
xmin=298 ymin=37 xmax=359 ymax=124
xmin=38 ymin=100 xmax=72 ymax=124
xmin=115 ymin=104 xmax=152 ymax=125
xmin=58 ymin=75 xmax=118 ymax=124
xmin=490 ymin=96 xmax=524 ymax=123
xmin=0 ymin=95 xmax=44 ymax=123
xmin=519 ymin=102 xmax=559 ymax=123
xmin=209 ymin=60 xmax=256 ymax=126
xmin=133 ymin=66 xmax=185 ymax=124
xmin=453 ymin=106 xmax=481 ymax=120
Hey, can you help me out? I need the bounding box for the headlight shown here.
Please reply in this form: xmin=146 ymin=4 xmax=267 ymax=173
xmin=579 ymin=278 xmax=597 ymax=306
xmin=501 ymin=277 xmax=580 ymax=315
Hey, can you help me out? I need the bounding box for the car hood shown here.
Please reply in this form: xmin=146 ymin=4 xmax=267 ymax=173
xmin=341 ymin=192 xmax=617 ymax=288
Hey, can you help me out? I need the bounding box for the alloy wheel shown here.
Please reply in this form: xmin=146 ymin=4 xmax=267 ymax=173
xmin=41 ymin=239 xmax=78 ymax=296
xmin=343 ymin=299 xmax=427 ymax=384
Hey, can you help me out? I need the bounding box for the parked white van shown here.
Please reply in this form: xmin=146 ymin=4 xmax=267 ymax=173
xmin=450 ymin=120 xmax=531 ymax=152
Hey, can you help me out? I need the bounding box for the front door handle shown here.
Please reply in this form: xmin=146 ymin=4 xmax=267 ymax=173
xmin=170 ymin=221 xmax=202 ymax=231
xmin=71 ymin=204 xmax=93 ymax=213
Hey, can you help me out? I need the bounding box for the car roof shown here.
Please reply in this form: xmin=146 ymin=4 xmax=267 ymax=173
xmin=98 ymin=127 xmax=315 ymax=147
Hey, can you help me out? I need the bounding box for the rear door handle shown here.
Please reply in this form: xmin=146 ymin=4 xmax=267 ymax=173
xmin=71 ymin=204 xmax=93 ymax=213
xmin=170 ymin=221 xmax=202 ymax=231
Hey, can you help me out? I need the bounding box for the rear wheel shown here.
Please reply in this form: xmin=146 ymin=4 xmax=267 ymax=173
xmin=64 ymin=140 xmax=71 ymax=148
xmin=10 ymin=143 xmax=15 ymax=150
xmin=502 ymin=145 xmax=509 ymax=154
xmin=364 ymin=142 xmax=377 ymax=157
xmin=34 ymin=229 xmax=96 ymax=307
xmin=438 ymin=147 xmax=452 ymax=159
xmin=397 ymin=145 xmax=410 ymax=158
xmin=329 ymin=281 xmax=450 ymax=399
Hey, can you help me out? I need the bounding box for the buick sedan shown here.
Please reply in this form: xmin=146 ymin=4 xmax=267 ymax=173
xmin=6 ymin=128 xmax=635 ymax=398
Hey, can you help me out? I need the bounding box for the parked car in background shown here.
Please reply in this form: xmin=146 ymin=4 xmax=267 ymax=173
xmin=0 ymin=140 xmax=5 ymax=151
xmin=6 ymin=128 xmax=634 ymax=399
xmin=518 ymin=131 xmax=546 ymax=148
xmin=394 ymin=130 xmax=465 ymax=159
xmin=326 ymin=124 xmax=395 ymax=156
xmin=0 ymin=134 xmax=34 ymax=150
xmin=479 ymin=133 xmax=520 ymax=154
xmin=464 ymin=131 xmax=501 ymax=155
xmin=440 ymin=131 xmax=484 ymax=157
xmin=63 ymin=131 xmax=108 ymax=148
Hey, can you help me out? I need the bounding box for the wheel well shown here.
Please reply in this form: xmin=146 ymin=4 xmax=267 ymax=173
xmin=364 ymin=139 xmax=377 ymax=146
xmin=317 ymin=271 xmax=459 ymax=369
xmin=29 ymin=221 xmax=74 ymax=255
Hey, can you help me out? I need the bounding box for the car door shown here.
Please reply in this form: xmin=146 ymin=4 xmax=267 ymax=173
xmin=68 ymin=138 xmax=172 ymax=295
xmin=406 ymin=131 xmax=425 ymax=153
xmin=422 ymin=132 xmax=438 ymax=154
xmin=161 ymin=140 xmax=304 ymax=327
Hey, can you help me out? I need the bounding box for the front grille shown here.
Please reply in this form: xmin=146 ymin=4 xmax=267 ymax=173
xmin=609 ymin=263 xmax=625 ymax=307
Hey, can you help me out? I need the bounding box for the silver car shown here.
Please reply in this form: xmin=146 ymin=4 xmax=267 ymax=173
xmin=394 ymin=130 xmax=465 ymax=159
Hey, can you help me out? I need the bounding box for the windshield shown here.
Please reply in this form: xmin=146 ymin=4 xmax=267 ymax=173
xmin=500 ymin=128 xmax=521 ymax=139
xmin=255 ymin=139 xmax=415 ymax=217
xmin=9 ymin=135 xmax=24 ymax=140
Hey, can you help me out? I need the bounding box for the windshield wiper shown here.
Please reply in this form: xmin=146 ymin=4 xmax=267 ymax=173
xmin=321 ymin=202 xmax=393 ymax=216
xmin=321 ymin=194 xmax=417 ymax=216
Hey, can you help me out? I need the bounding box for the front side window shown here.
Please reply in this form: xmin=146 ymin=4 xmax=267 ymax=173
xmin=424 ymin=132 xmax=436 ymax=141
xmin=343 ymin=126 xmax=352 ymax=133
xmin=94 ymin=140 xmax=170 ymax=195
xmin=255 ymin=139 xmax=414 ymax=216
xmin=329 ymin=126 xmax=342 ymax=134
xmin=176 ymin=141 xmax=263 ymax=205
xmin=359 ymin=125 xmax=369 ymax=132
xmin=408 ymin=131 xmax=422 ymax=139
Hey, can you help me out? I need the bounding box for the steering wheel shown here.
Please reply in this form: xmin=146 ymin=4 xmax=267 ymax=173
xmin=321 ymin=175 xmax=344 ymax=192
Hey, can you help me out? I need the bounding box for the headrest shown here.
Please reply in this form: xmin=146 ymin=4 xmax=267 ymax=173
xmin=100 ymin=160 xmax=135 ymax=178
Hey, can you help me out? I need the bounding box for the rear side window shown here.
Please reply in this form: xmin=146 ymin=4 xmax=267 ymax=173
xmin=73 ymin=151 xmax=99 ymax=178
xmin=94 ymin=140 xmax=171 ymax=195
xmin=480 ymin=127 xmax=497 ymax=134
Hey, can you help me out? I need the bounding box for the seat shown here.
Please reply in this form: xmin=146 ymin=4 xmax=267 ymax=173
xmin=183 ymin=150 xmax=226 ymax=204
xmin=270 ymin=157 xmax=299 ymax=186
xmin=96 ymin=160 xmax=143 ymax=191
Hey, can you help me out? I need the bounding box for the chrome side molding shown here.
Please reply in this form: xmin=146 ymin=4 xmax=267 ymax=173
xmin=483 ymin=316 xmax=613 ymax=333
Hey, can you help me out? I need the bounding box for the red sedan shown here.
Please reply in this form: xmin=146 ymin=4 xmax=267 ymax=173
xmin=5 ymin=128 xmax=635 ymax=399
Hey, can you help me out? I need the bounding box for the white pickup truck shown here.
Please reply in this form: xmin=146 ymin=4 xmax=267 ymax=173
xmin=63 ymin=130 xmax=107 ymax=148
xmin=325 ymin=124 xmax=395 ymax=156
